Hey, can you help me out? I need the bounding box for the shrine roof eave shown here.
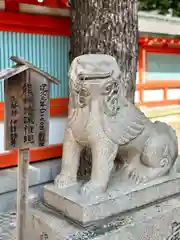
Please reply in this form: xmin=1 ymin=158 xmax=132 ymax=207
xmin=0 ymin=56 xmax=60 ymax=84
xmin=138 ymin=11 xmax=180 ymax=36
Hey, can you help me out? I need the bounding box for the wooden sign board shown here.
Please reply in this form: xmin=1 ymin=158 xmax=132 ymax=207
xmin=0 ymin=56 xmax=59 ymax=151
xmin=0 ymin=56 xmax=59 ymax=240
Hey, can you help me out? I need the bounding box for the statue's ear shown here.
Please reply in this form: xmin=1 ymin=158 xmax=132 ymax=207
xmin=101 ymin=80 xmax=118 ymax=95
xmin=102 ymin=82 xmax=114 ymax=96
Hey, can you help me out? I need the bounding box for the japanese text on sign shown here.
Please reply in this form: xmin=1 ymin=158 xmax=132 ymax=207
xmin=22 ymin=82 xmax=35 ymax=144
xmin=39 ymin=83 xmax=48 ymax=146
xmin=10 ymin=96 xmax=18 ymax=147
xmin=4 ymin=66 xmax=52 ymax=150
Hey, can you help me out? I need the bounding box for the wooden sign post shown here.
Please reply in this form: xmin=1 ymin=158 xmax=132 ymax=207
xmin=0 ymin=56 xmax=59 ymax=240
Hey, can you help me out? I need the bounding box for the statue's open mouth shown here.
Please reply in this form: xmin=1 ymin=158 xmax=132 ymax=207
xmin=78 ymin=71 xmax=112 ymax=81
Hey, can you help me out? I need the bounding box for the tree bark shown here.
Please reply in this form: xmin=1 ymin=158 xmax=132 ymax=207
xmin=70 ymin=0 xmax=138 ymax=179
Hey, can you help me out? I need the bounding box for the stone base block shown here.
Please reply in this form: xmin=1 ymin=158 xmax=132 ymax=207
xmin=21 ymin=196 xmax=180 ymax=240
xmin=44 ymin=174 xmax=180 ymax=226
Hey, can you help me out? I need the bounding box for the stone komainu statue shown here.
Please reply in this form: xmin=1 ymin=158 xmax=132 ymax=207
xmin=55 ymin=54 xmax=178 ymax=196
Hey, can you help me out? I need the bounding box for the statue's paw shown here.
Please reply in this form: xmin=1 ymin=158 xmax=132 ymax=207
xmin=80 ymin=181 xmax=105 ymax=197
xmin=54 ymin=174 xmax=77 ymax=189
xmin=127 ymin=168 xmax=148 ymax=184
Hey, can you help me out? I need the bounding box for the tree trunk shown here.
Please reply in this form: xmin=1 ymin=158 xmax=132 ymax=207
xmin=70 ymin=0 xmax=138 ymax=179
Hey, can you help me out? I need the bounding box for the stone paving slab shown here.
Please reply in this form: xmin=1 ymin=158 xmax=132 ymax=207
xmin=0 ymin=211 xmax=16 ymax=240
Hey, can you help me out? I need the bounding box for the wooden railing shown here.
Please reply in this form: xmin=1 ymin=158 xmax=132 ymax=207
xmin=137 ymin=38 xmax=180 ymax=107
xmin=137 ymin=81 xmax=180 ymax=107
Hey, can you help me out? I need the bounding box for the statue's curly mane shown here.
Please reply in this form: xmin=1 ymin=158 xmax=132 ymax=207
xmin=102 ymin=79 xmax=120 ymax=116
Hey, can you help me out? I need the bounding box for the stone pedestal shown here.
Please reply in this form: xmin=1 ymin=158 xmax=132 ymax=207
xmin=21 ymin=173 xmax=180 ymax=239
xmin=44 ymin=174 xmax=180 ymax=226
xmin=26 ymin=196 xmax=180 ymax=240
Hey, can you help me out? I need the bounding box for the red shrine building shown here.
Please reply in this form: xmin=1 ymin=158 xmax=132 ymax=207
xmin=0 ymin=1 xmax=179 ymax=168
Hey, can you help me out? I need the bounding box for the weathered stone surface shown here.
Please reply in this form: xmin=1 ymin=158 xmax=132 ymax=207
xmin=22 ymin=195 xmax=180 ymax=240
xmin=55 ymin=54 xmax=179 ymax=198
xmin=44 ymin=173 xmax=180 ymax=225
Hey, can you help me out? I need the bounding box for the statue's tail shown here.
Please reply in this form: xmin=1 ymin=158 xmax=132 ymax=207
xmin=154 ymin=121 xmax=178 ymax=159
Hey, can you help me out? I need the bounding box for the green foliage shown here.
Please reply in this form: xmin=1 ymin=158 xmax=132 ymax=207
xmin=139 ymin=0 xmax=180 ymax=17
